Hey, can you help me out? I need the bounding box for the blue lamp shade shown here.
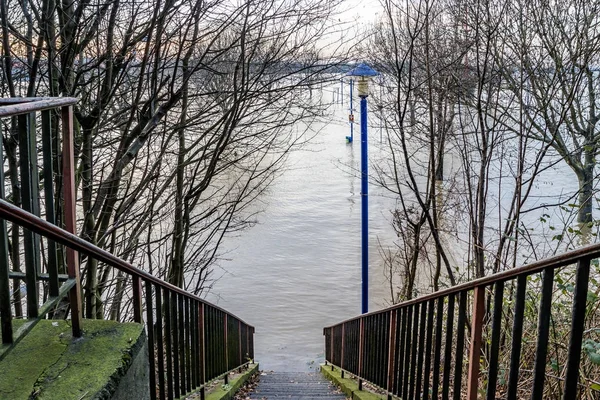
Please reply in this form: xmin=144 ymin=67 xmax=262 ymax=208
xmin=347 ymin=63 xmax=378 ymax=97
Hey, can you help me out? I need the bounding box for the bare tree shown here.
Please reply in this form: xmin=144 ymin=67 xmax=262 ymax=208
xmin=498 ymin=0 xmax=600 ymax=224
xmin=0 ymin=0 xmax=348 ymax=318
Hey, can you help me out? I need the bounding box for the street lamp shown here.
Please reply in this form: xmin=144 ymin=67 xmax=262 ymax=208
xmin=347 ymin=62 xmax=378 ymax=314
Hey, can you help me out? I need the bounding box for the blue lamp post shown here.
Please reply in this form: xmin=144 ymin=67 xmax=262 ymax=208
xmin=347 ymin=63 xmax=378 ymax=314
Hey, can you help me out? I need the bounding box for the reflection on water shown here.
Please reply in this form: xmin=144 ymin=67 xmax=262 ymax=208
xmin=203 ymin=88 xmax=397 ymax=371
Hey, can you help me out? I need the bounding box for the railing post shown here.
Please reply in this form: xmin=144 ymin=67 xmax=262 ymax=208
xmin=330 ymin=327 xmax=334 ymax=371
xmin=250 ymin=327 xmax=254 ymax=360
xmin=62 ymin=105 xmax=82 ymax=337
xmin=563 ymin=258 xmax=591 ymax=400
xmin=386 ymin=310 xmax=397 ymax=397
xmin=467 ymin=286 xmax=485 ymax=400
xmin=132 ymin=275 xmax=142 ymax=323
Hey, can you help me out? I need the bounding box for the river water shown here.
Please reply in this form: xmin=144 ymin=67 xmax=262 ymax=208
xmin=203 ymin=85 xmax=398 ymax=371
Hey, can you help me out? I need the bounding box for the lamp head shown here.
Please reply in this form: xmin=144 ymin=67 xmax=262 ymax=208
xmin=347 ymin=63 xmax=379 ymax=97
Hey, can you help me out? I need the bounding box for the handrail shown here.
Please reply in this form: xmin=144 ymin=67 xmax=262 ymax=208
xmin=0 ymin=196 xmax=256 ymax=398
xmin=0 ymin=97 xmax=255 ymax=400
xmin=0 ymin=97 xmax=78 ymax=117
xmin=324 ymin=248 xmax=599 ymax=400
xmin=0 ymin=198 xmax=252 ymax=326
xmin=325 ymin=242 xmax=600 ymax=328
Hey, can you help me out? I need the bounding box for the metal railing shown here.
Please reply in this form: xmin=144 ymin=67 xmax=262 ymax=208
xmin=0 ymin=98 xmax=254 ymax=400
xmin=0 ymin=98 xmax=82 ymax=353
xmin=324 ymin=246 xmax=600 ymax=400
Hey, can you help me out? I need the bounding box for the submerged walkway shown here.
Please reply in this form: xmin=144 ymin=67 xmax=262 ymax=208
xmin=250 ymin=372 xmax=345 ymax=399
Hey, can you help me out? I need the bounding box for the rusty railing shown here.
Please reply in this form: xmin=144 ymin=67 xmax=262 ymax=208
xmin=324 ymin=247 xmax=600 ymax=399
xmin=0 ymin=98 xmax=82 ymax=354
xmin=0 ymin=98 xmax=254 ymax=400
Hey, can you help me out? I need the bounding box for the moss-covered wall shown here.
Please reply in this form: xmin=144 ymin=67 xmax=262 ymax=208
xmin=0 ymin=319 xmax=148 ymax=399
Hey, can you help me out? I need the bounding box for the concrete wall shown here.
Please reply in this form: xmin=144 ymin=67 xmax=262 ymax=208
xmin=112 ymin=332 xmax=150 ymax=400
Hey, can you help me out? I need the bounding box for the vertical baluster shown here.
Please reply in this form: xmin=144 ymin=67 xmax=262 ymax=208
xmin=415 ymin=301 xmax=427 ymax=399
xmin=358 ymin=317 xmax=364 ymax=390
xmin=324 ymin=327 xmax=330 ymax=364
xmin=402 ymin=305 xmax=413 ymax=400
xmin=442 ymin=294 xmax=455 ymax=400
xmin=431 ymin=297 xmax=444 ymax=399
xmin=199 ymin=303 xmax=205 ymax=399
xmin=408 ymin=303 xmax=420 ymax=400
xmin=486 ymin=281 xmax=504 ymax=400
xmin=422 ymin=299 xmax=435 ymax=400
xmin=250 ymin=327 xmax=254 ymax=361
xmin=164 ymin=290 xmax=173 ymax=400
xmin=507 ymin=274 xmax=527 ymax=399
xmin=363 ymin=318 xmax=368 ymax=379
xmin=378 ymin=314 xmax=384 ymax=387
xmin=156 ymin=287 xmax=165 ymax=400
xmin=370 ymin=315 xmax=376 ymax=384
xmin=453 ymin=291 xmax=467 ymax=400
xmin=146 ymin=282 xmax=157 ymax=400
xmin=467 ymin=286 xmax=485 ymax=400
xmin=191 ymin=301 xmax=197 ymax=390
xmin=341 ymin=322 xmax=346 ymax=373
xmin=386 ymin=310 xmax=397 ymax=399
xmin=185 ymin=297 xmax=191 ymax=393
xmin=133 ymin=276 xmax=142 ymax=323
xmin=352 ymin=321 xmax=358 ymax=374
xmin=223 ymin=314 xmax=228 ymax=381
xmin=238 ymin=320 xmax=242 ymax=370
xmin=178 ymin=293 xmax=185 ymax=394
xmin=392 ymin=309 xmax=402 ymax=396
xmin=530 ymin=268 xmax=554 ymax=400
xmin=383 ymin=312 xmax=390 ymax=388
xmin=18 ymin=113 xmax=39 ymax=319
xmin=563 ymin=258 xmax=591 ymax=400
xmin=0 ymin=124 xmax=12 ymax=344
xmin=41 ymin=110 xmax=58 ymax=297
xmin=396 ymin=308 xmax=406 ymax=395
xmin=172 ymin=293 xmax=180 ymax=399
xmin=210 ymin=308 xmax=215 ymax=380
xmin=61 ymin=106 xmax=82 ymax=336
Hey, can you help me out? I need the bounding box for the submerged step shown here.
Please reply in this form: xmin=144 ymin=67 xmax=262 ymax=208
xmin=250 ymin=371 xmax=346 ymax=399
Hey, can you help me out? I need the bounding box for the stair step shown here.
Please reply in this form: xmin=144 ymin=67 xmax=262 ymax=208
xmin=250 ymin=372 xmax=345 ymax=399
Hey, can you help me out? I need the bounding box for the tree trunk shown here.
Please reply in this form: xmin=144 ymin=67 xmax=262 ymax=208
xmin=577 ymin=158 xmax=594 ymax=224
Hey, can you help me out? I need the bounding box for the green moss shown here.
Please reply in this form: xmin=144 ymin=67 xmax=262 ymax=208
xmin=203 ymin=363 xmax=259 ymax=400
xmin=320 ymin=365 xmax=386 ymax=400
xmin=0 ymin=320 xmax=69 ymax=399
xmin=0 ymin=319 xmax=144 ymax=400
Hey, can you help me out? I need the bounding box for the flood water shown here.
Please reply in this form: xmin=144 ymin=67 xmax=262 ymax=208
xmin=203 ymin=83 xmax=585 ymax=372
xmin=203 ymin=86 xmax=398 ymax=371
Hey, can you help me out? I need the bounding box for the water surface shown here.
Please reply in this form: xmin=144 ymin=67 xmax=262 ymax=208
xmin=204 ymin=89 xmax=397 ymax=371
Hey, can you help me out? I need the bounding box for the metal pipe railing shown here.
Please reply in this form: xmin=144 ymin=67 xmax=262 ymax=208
xmin=0 ymin=98 xmax=255 ymax=400
xmin=324 ymin=250 xmax=600 ymax=400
